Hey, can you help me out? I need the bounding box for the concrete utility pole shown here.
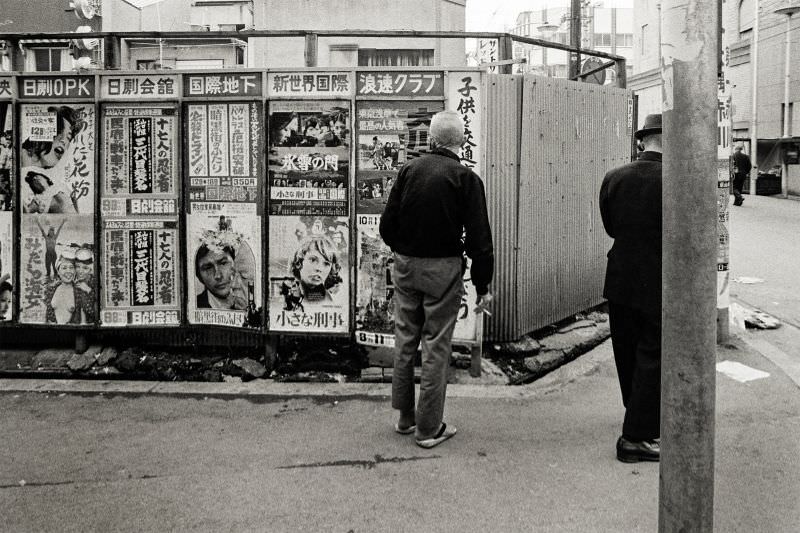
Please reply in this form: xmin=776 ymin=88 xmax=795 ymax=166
xmin=749 ymin=0 xmax=760 ymax=195
xmin=659 ymin=1 xmax=718 ymax=531
xmin=569 ymin=0 xmax=582 ymax=79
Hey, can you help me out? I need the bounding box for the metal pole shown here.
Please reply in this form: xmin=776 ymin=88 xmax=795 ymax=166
xmin=659 ymin=1 xmax=718 ymax=531
xmin=749 ymin=1 xmax=760 ymax=195
xmin=570 ymin=0 xmax=581 ymax=79
xmin=776 ymin=8 xmax=800 ymax=197
xmin=304 ymin=33 xmax=318 ymax=67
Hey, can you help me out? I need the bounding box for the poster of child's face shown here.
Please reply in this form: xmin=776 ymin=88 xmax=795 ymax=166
xmin=187 ymin=213 xmax=262 ymax=328
xmin=20 ymin=104 xmax=95 ymax=215
xmin=268 ymin=215 xmax=349 ymax=333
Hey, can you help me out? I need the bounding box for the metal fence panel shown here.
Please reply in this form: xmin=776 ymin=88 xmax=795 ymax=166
xmin=482 ymin=75 xmax=523 ymax=342
xmin=507 ymin=75 xmax=630 ymax=340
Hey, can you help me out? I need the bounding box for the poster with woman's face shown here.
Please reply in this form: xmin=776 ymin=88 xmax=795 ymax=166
xmin=0 ymin=102 xmax=13 ymax=211
xmin=186 ymin=213 xmax=262 ymax=328
xmin=268 ymin=215 xmax=349 ymax=333
xmin=19 ymin=214 xmax=95 ymax=325
xmin=20 ymin=104 xmax=95 ymax=215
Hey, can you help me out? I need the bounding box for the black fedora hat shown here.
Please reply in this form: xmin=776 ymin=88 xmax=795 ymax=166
xmin=634 ymin=113 xmax=662 ymax=140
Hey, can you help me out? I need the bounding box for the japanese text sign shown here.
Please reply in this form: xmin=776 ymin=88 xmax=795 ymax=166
xmin=268 ymin=72 xmax=352 ymax=97
xmin=19 ymin=76 xmax=95 ymax=99
xmin=357 ymin=72 xmax=444 ymax=98
xmin=183 ymin=73 xmax=262 ymax=97
xmin=102 ymin=75 xmax=180 ymax=99
xmin=0 ymin=77 xmax=12 ymax=98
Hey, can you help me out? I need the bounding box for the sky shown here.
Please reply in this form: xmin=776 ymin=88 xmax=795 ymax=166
xmin=464 ymin=0 xmax=634 ymax=32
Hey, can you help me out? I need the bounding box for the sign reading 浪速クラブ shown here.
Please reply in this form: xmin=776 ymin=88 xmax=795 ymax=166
xmin=356 ymin=72 xmax=444 ymax=98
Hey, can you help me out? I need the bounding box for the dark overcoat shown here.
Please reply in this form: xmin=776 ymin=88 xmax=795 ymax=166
xmin=599 ymin=151 xmax=662 ymax=316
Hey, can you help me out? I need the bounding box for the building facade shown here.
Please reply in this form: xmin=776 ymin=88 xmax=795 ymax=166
xmin=509 ymin=0 xmax=634 ymax=83
xmin=103 ymin=0 xmax=467 ymax=70
xmin=630 ymin=0 xmax=800 ymax=182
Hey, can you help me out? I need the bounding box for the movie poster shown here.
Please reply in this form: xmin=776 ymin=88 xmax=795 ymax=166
xmin=354 ymin=100 xmax=480 ymax=346
xmin=268 ymin=215 xmax=349 ymax=333
xmin=19 ymin=103 xmax=96 ymax=325
xmin=101 ymin=220 xmax=179 ymax=326
xmin=354 ymin=214 xmax=477 ymax=347
xmin=185 ymin=101 xmax=263 ymax=328
xmin=0 ymin=212 xmax=12 ymax=322
xmin=0 ymin=102 xmax=12 ymax=211
xmin=355 ymin=101 xmax=442 ymax=214
xmin=19 ymin=214 xmax=96 ymax=325
xmin=19 ymin=104 xmax=95 ymax=215
xmin=186 ymin=102 xmax=262 ymax=211
xmin=186 ymin=213 xmax=262 ymax=328
xmin=267 ymin=101 xmax=350 ymax=216
xmin=0 ymin=103 xmax=13 ymax=322
xmin=100 ymin=104 xmax=181 ymax=326
xmin=101 ymin=104 xmax=178 ymax=216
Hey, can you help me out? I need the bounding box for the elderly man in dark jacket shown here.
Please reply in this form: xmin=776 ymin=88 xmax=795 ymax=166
xmin=380 ymin=110 xmax=494 ymax=449
xmin=599 ymin=113 xmax=663 ymax=463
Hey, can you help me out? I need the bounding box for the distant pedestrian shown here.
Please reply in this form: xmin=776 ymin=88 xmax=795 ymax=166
xmin=380 ymin=110 xmax=494 ymax=449
xmin=732 ymin=145 xmax=752 ymax=206
xmin=599 ymin=113 xmax=662 ymax=463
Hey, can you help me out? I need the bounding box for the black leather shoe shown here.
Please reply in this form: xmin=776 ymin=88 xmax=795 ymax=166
xmin=616 ymin=436 xmax=660 ymax=463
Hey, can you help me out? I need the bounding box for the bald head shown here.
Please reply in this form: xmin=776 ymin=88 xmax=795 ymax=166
xmin=430 ymin=111 xmax=465 ymax=151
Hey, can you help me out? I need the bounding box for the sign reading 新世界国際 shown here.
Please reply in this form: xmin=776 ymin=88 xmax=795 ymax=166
xmin=268 ymin=72 xmax=352 ymax=97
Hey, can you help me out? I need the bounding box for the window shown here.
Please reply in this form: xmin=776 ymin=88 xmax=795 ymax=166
xmin=782 ymin=103 xmax=794 ymax=136
xmin=137 ymin=60 xmax=159 ymax=70
xmin=33 ymin=47 xmax=63 ymax=71
xmin=616 ymin=34 xmax=633 ymax=47
xmin=594 ymin=33 xmax=612 ymax=47
xmin=358 ymin=49 xmax=434 ymax=67
xmin=739 ymin=0 xmax=755 ymax=35
xmin=640 ymin=24 xmax=648 ymax=54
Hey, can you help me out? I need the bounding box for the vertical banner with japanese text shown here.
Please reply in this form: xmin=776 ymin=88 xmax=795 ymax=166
xmin=0 ymin=97 xmax=13 ymax=322
xmin=100 ymin=102 xmax=181 ymax=326
xmin=717 ymin=77 xmax=732 ymax=311
xmin=19 ymin=98 xmax=96 ymax=325
xmin=267 ymin=100 xmax=351 ymax=333
xmin=185 ymin=100 xmax=263 ymax=328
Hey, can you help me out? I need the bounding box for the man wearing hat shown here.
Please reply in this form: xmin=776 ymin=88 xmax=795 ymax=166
xmin=599 ymin=113 xmax=663 ymax=463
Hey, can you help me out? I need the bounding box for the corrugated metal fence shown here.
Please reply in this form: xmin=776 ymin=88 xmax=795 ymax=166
xmin=485 ymin=74 xmax=632 ymax=341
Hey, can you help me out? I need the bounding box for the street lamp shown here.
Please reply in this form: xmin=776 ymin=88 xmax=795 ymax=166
xmin=775 ymin=5 xmax=800 ymax=197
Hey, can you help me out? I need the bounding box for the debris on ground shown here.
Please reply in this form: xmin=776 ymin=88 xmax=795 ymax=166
xmin=729 ymin=302 xmax=781 ymax=330
xmin=733 ymin=277 xmax=765 ymax=284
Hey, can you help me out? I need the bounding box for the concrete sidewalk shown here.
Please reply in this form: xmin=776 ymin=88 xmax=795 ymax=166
xmin=1 ymin=336 xmax=798 ymax=532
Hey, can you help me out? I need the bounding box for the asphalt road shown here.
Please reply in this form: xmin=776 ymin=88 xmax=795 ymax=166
xmin=1 ymin=337 xmax=799 ymax=532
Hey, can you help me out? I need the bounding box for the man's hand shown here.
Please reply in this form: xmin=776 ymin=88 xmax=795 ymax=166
xmin=474 ymin=292 xmax=493 ymax=316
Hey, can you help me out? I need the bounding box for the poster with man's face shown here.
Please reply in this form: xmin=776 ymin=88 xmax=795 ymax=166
xmin=186 ymin=213 xmax=262 ymax=328
xmin=268 ymin=215 xmax=349 ymax=333
xmin=20 ymin=104 xmax=95 ymax=215
xmin=19 ymin=214 xmax=95 ymax=325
